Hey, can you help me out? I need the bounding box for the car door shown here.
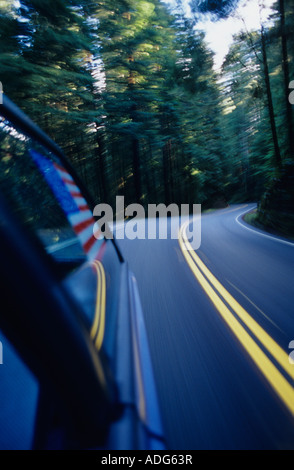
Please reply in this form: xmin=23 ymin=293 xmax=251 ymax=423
xmin=0 ymin=96 xmax=165 ymax=450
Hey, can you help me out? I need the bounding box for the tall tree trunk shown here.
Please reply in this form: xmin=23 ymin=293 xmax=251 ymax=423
xmin=279 ymin=0 xmax=294 ymax=159
xmin=162 ymin=143 xmax=170 ymax=205
xmin=168 ymin=139 xmax=175 ymax=202
xmin=128 ymin=53 xmax=142 ymax=203
xmin=132 ymin=136 xmax=141 ymax=203
xmin=95 ymin=130 xmax=108 ymax=204
xmin=260 ymin=26 xmax=282 ymax=169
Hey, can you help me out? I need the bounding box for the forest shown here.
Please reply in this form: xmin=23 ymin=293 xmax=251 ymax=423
xmin=0 ymin=0 xmax=293 ymax=236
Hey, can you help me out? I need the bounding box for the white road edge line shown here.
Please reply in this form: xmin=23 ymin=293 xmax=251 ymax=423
xmin=225 ymin=279 xmax=284 ymax=334
xmin=235 ymin=207 xmax=294 ymax=247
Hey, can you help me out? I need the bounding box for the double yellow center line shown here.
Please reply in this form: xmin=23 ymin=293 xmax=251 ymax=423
xmin=179 ymin=220 xmax=294 ymax=417
xmin=90 ymin=260 xmax=106 ymax=351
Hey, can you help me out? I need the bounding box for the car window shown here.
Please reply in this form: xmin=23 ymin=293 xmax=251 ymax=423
xmin=0 ymin=112 xmax=120 ymax=450
xmin=0 ymin=119 xmax=104 ymax=273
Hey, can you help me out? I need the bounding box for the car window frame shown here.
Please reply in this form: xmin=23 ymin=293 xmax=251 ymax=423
xmin=0 ymin=95 xmax=123 ymax=448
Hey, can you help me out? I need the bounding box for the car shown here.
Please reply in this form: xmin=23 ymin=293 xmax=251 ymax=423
xmin=0 ymin=95 xmax=165 ymax=450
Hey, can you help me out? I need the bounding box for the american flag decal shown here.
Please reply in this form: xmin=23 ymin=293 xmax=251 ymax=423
xmin=30 ymin=150 xmax=104 ymax=261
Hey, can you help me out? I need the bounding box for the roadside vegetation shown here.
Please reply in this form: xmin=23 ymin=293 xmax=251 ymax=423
xmin=0 ymin=0 xmax=293 ymax=236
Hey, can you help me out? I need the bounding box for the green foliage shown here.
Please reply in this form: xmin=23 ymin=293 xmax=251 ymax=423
xmin=220 ymin=0 xmax=294 ymax=233
xmin=0 ymin=0 xmax=292 ymax=227
xmin=0 ymin=0 xmax=228 ymax=211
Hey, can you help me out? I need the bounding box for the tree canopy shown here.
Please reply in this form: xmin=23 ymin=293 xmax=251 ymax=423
xmin=0 ymin=0 xmax=293 ymax=234
xmin=189 ymin=0 xmax=241 ymax=18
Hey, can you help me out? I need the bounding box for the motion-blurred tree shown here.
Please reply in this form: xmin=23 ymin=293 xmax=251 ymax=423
xmin=172 ymin=11 xmax=227 ymax=207
xmin=4 ymin=0 xmax=292 ymax=220
xmin=10 ymin=0 xmax=106 ymax=202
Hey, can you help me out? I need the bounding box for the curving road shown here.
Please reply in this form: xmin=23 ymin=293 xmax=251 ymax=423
xmin=116 ymin=203 xmax=294 ymax=450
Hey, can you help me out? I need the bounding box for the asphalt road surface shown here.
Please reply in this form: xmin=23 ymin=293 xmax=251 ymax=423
xmin=116 ymin=203 xmax=294 ymax=450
